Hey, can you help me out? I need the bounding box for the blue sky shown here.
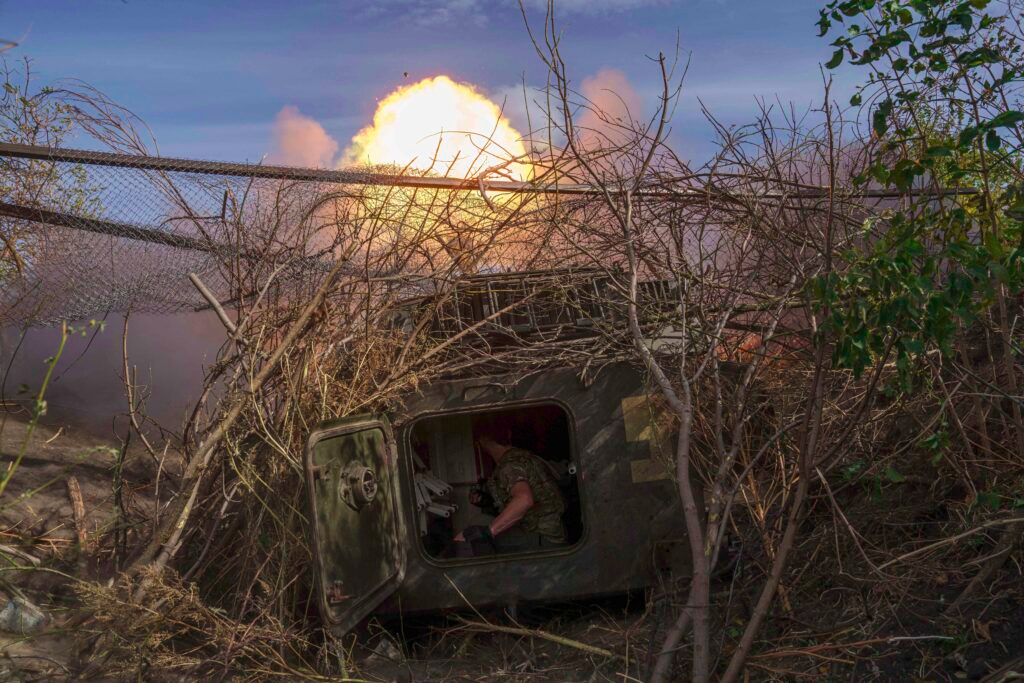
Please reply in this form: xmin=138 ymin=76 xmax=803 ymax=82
xmin=0 ymin=0 xmax=854 ymax=165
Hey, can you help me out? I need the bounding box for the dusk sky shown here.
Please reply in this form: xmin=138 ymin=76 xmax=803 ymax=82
xmin=0 ymin=1 xmax=855 ymax=165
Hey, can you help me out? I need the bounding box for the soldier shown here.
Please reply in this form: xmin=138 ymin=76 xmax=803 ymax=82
xmin=454 ymin=416 xmax=567 ymax=554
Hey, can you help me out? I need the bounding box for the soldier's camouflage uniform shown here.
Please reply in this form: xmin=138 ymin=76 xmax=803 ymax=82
xmin=486 ymin=447 xmax=567 ymax=544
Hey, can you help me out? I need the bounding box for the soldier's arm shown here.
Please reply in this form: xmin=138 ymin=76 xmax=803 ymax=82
xmin=488 ymin=480 xmax=533 ymax=536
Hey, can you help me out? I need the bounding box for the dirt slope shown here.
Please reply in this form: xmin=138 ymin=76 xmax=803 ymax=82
xmin=0 ymin=414 xmax=173 ymax=680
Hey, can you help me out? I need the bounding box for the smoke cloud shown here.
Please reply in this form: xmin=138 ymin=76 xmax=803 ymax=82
xmin=268 ymin=106 xmax=339 ymax=168
xmin=578 ymin=68 xmax=643 ymax=148
xmin=1 ymin=312 xmax=225 ymax=438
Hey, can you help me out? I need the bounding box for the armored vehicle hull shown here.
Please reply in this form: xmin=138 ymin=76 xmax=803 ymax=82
xmin=305 ymin=362 xmax=688 ymax=634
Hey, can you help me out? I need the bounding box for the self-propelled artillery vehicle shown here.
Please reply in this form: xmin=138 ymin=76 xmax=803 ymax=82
xmin=304 ymin=269 xmax=691 ymax=635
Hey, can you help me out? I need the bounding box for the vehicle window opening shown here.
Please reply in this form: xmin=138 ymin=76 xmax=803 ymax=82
xmin=410 ymin=404 xmax=583 ymax=559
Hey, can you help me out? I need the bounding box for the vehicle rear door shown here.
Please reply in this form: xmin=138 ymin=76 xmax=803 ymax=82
xmin=305 ymin=415 xmax=404 ymax=634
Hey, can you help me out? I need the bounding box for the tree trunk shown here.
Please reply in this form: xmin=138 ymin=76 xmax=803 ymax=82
xmin=651 ymin=411 xmax=710 ymax=683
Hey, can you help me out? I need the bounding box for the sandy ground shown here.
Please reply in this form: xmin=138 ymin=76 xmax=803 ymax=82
xmin=3 ymin=412 xmax=1022 ymax=682
xmin=0 ymin=414 xmax=647 ymax=682
xmin=0 ymin=414 xmax=170 ymax=681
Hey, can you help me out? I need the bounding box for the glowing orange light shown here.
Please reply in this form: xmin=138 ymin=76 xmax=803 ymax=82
xmin=344 ymin=75 xmax=530 ymax=180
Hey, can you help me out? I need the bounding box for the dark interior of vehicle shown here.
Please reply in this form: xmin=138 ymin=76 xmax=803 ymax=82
xmin=410 ymin=404 xmax=583 ymax=558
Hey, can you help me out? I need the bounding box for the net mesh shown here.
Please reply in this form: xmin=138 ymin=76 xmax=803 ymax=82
xmin=0 ymin=146 xmax=396 ymax=326
xmin=0 ymin=145 xmax=632 ymax=332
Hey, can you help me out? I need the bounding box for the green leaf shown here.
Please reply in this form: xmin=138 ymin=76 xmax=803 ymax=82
xmin=839 ymin=1 xmax=861 ymax=17
xmin=986 ymin=129 xmax=1002 ymax=150
xmin=924 ymin=145 xmax=953 ymax=158
xmin=956 ymin=47 xmax=1000 ymax=67
xmin=885 ymin=467 xmax=906 ymax=483
xmin=842 ymin=461 xmax=865 ymax=482
xmin=976 ymin=491 xmax=1001 ymax=510
xmin=873 ymin=98 xmax=893 ymax=137
xmin=959 ymin=126 xmax=980 ymax=147
xmin=988 ymin=110 xmax=1024 ymax=128
xmin=826 ymin=48 xmax=845 ymax=69
xmin=817 ymin=13 xmax=832 ymax=36
xmin=990 ymin=261 xmax=1010 ymax=284
xmin=890 ymin=158 xmax=923 ymax=189
xmin=850 ymin=92 xmax=863 ymax=106
xmin=1006 ymin=198 xmax=1024 ymax=221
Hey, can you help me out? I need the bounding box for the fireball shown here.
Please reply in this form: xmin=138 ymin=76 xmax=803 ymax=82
xmin=344 ymin=76 xmax=530 ymax=180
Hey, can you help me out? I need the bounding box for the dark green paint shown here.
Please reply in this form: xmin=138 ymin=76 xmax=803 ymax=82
xmin=305 ymin=415 xmax=405 ymax=634
xmin=306 ymin=363 xmax=691 ymax=635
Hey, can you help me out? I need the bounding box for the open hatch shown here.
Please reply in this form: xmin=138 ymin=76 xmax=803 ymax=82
xmin=409 ymin=403 xmax=584 ymax=559
xmin=305 ymin=415 xmax=405 ymax=633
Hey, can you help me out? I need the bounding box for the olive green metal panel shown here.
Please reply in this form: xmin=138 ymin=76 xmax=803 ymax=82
xmin=305 ymin=415 xmax=404 ymax=634
xmin=377 ymin=362 xmax=690 ymax=615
